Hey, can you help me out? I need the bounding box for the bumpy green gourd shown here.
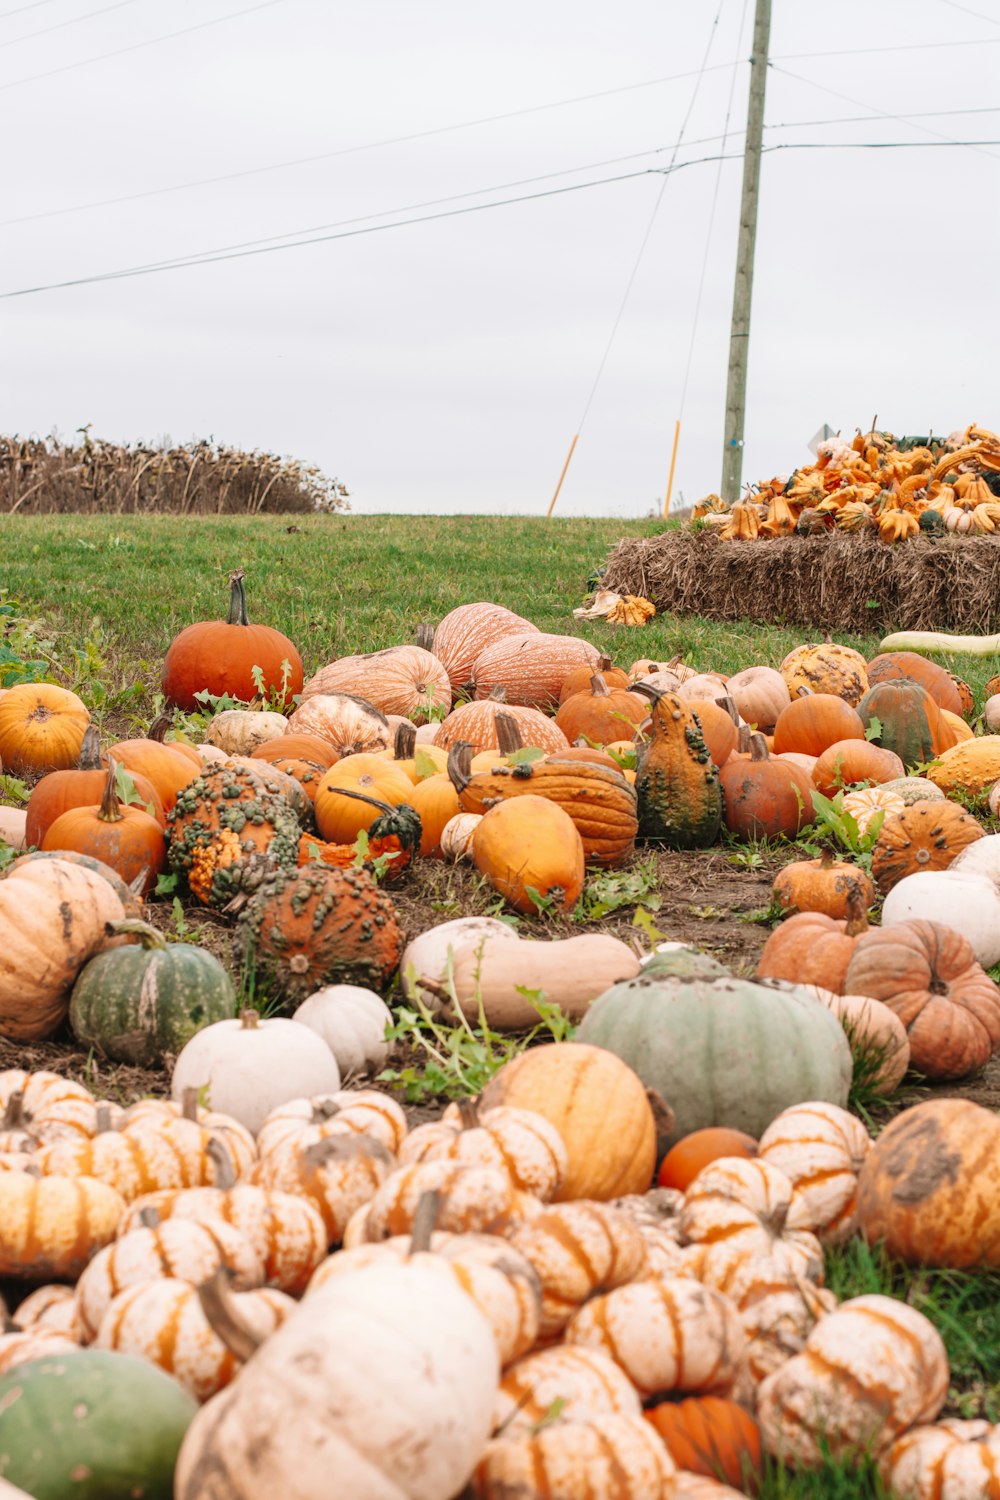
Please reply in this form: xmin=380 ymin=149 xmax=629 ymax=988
xmin=166 ymin=763 xmax=300 ymax=908
xmin=634 ymin=689 xmax=722 ymax=848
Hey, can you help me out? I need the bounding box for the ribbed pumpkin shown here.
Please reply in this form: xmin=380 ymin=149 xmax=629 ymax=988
xmin=0 ymin=683 xmax=90 ymax=775
xmin=472 ymin=795 xmax=584 ymax=914
xmin=773 ymin=850 xmax=875 ymax=918
xmin=720 ymin=734 xmax=815 ymax=839
xmin=646 ymin=1396 xmax=762 ymax=1490
xmin=558 ymin=654 xmax=630 ymax=705
xmin=451 ymin=745 xmax=638 ymax=868
xmin=434 ymin=696 xmax=570 ymax=755
xmin=69 ymin=919 xmax=236 ymax=1066
xmin=554 ymin=673 xmax=647 ymax=746
xmin=106 ymin=730 xmax=201 ymax=813
xmin=481 ymin=1043 xmax=656 ymax=1201
xmin=882 ymin=1418 xmax=1000 ymax=1499
xmin=867 ymin=652 xmax=965 ymax=716
xmin=162 ymin=569 xmax=303 ymax=711
xmin=41 ymin=757 xmax=166 ymax=896
xmin=471 ymin=632 xmax=601 ymax=710
xmin=300 ymin=646 xmax=452 ymax=725
xmin=857 ymin=680 xmax=944 ymax=768
xmin=313 ymin=756 xmax=415 ymax=844
xmin=25 ymin=727 xmax=165 ymax=848
xmin=167 ymin=763 xmax=300 ymax=908
xmin=811 ymin=739 xmax=905 ymax=797
xmin=929 ymin=736 xmax=1000 ymax=795
xmin=432 ymin=601 xmax=539 ymax=694
xmin=235 ymin=863 xmax=401 ymax=1000
xmin=871 ymin=801 xmax=984 ymax=894
xmin=633 ymin=687 xmax=722 ymax=848
xmin=780 ymin=642 xmax=869 ymax=706
xmin=772 ymin=694 xmax=865 ymax=757
xmin=724 ymin=666 xmax=790 ymax=732
xmin=755 ymin=895 xmax=870 ymax=993
xmin=476 ymin=1413 xmax=676 ymax=1499
xmin=0 ymin=1170 xmax=126 ymax=1278
xmin=576 ymin=955 xmax=851 ymax=1147
xmin=287 ymin=694 xmax=391 ymax=758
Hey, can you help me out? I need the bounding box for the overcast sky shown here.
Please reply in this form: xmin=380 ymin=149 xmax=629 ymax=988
xmin=2 ymin=0 xmax=999 ymax=516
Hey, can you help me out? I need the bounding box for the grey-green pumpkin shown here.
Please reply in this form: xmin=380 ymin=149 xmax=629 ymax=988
xmin=576 ymin=950 xmax=852 ymax=1148
xmin=0 ymin=1349 xmax=196 ymax=1500
xmin=69 ymin=920 xmax=235 ymax=1066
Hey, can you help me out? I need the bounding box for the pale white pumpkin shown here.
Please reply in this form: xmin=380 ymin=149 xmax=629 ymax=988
xmin=171 ymin=1011 xmax=342 ymax=1135
xmin=173 ymin=1261 xmax=500 ymax=1500
xmin=292 ymin=987 xmax=392 ymax=1078
xmin=400 ymin=916 xmax=516 ymax=1007
xmin=985 ymin=696 xmax=1000 ymax=733
xmin=951 ymin=831 xmax=1000 ymax=889
xmin=0 ymin=808 xmax=27 ymax=851
xmin=205 ymin=711 xmax=289 ymax=757
xmin=438 ymin=813 xmax=482 ymax=862
xmin=881 ymin=869 xmax=1000 ymax=967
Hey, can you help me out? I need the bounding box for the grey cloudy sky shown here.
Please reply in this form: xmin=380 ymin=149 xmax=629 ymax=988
xmin=2 ymin=0 xmax=999 ymax=516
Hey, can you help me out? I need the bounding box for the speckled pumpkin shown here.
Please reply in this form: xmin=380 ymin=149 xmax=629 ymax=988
xmin=234 ymin=863 xmax=401 ymax=1001
xmin=872 ymin=801 xmax=985 ymax=894
xmin=167 ymin=763 xmax=300 ymax=908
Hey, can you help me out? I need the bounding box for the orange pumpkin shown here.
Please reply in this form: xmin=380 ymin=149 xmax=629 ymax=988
xmin=692 ymin=699 xmax=741 ymax=769
xmin=299 ymin=646 xmax=451 ymax=726
xmin=0 ymin=683 xmax=90 ymax=774
xmin=867 ymin=652 xmax=964 ymax=716
xmin=554 ymin=673 xmax=647 ymax=746
xmin=756 ymin=896 xmax=869 ymax=993
xmin=252 ymin=733 xmax=338 ymax=770
xmin=432 ymin=602 xmax=539 ymax=695
xmin=773 ymin=850 xmax=876 ymax=919
xmin=406 ymin=774 xmax=461 ymax=856
xmin=780 ymin=642 xmax=869 ymax=706
xmin=108 ymin=731 xmax=201 ymax=813
xmin=658 ymin=1128 xmax=758 ymax=1192
xmin=162 ymin=570 xmax=303 ymax=712
xmin=646 ymin=1396 xmax=763 ymax=1491
xmin=25 ymin=728 xmax=165 ymax=848
xmin=470 ymin=633 xmax=601 ymax=710
xmin=719 ymin=734 xmax=816 ymax=839
xmin=871 ymin=801 xmax=985 ymax=895
xmin=41 ymin=758 xmax=166 ymax=895
xmin=313 ymin=756 xmax=415 ymax=844
xmin=558 ymin=655 xmax=630 ymax=705
xmin=472 ymin=795 xmax=584 ymax=914
xmin=772 ymin=695 xmax=866 ymax=758
xmin=811 ymin=740 xmax=904 ymax=797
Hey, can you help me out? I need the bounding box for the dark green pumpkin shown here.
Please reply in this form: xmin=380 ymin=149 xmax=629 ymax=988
xmin=857 ymin=680 xmax=942 ymax=768
xmin=69 ymin=920 xmax=235 ymax=1065
xmin=576 ymin=964 xmax=851 ymax=1149
xmin=0 ymin=1349 xmax=196 ymax=1499
xmin=634 ymin=688 xmax=722 ymax=849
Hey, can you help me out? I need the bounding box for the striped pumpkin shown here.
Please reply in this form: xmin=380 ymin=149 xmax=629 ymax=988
xmin=508 ymin=1202 xmax=649 ymax=1338
xmin=398 ymin=1101 xmax=568 ymax=1200
xmin=679 ymin=1157 xmax=824 ymax=1282
xmin=244 ymin=1133 xmax=395 ymax=1245
xmin=757 ymin=1102 xmax=872 ymax=1245
xmin=476 ymin=1413 xmax=676 ymax=1499
xmin=0 ymin=1171 xmax=125 ymax=1280
xmin=471 ymin=633 xmax=601 ymax=710
xmin=494 ymin=1345 xmax=641 ymax=1433
xmin=881 ymin=1418 xmax=1000 ymax=1500
xmin=434 ymin=699 xmax=570 ymax=756
xmin=432 ymin=602 xmax=539 ymax=695
xmin=255 ymin=1090 xmax=407 ymax=1160
xmin=36 ymin=1117 xmax=238 ymax=1202
xmin=358 ymin=1160 xmax=529 ymax=1243
xmin=0 ymin=1327 xmax=79 ymax=1377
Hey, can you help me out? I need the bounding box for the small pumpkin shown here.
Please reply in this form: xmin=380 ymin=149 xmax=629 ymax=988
xmin=476 ymin=1413 xmax=676 ymax=1499
xmin=756 ymin=894 xmax=869 ymax=993
xmin=646 ymin=1396 xmax=763 ymax=1491
xmin=41 ymin=757 xmax=166 ymax=896
xmin=0 ymin=1170 xmax=126 ymax=1279
xmin=162 ymin=569 xmax=303 ymax=711
xmin=841 ymin=784 xmax=906 ymax=836
xmin=772 ymin=694 xmax=865 ymax=758
xmin=882 ymin=1419 xmax=1000 ymax=1500
xmin=811 ymin=738 xmax=904 ymax=796
xmin=292 ymin=986 xmax=392 ymax=1078
xmin=758 ymin=1101 xmax=871 ymax=1245
xmin=857 ymin=680 xmax=945 ymax=767
xmin=558 ymin=654 xmax=630 ymax=704
xmin=871 ymin=800 xmax=984 ymax=894
xmin=107 ymin=728 xmax=201 ymax=813
xmin=25 ymin=727 xmax=165 ymax=848
xmin=508 ymin=1201 xmax=648 ymax=1338
xmin=867 ymin=651 xmax=965 ymax=716
xmin=166 ymin=761 xmax=301 ymax=908
xmin=724 ymin=666 xmax=790 ymax=732
xmin=434 ymin=695 xmax=570 ymax=756
xmin=881 ymin=869 xmax=1000 ymax=968
xmin=472 ymin=795 xmax=584 ymax=914
xmin=399 ymin=1099 xmax=568 ymax=1200
xmin=657 ymin=1127 xmax=758 ymax=1192
xmin=0 ymin=682 xmax=90 ymax=774
xmin=554 ymin=672 xmax=647 ymax=746
xmin=204 ymin=710 xmax=289 ymax=757
xmin=287 ymin=693 xmax=391 ymax=758
xmin=773 ymin=849 xmax=875 ymax=918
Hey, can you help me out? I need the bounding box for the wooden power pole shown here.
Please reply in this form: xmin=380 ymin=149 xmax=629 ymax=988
xmin=720 ymin=0 xmax=772 ymax=503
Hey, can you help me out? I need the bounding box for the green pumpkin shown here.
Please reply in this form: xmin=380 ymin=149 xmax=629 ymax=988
xmin=0 ymin=1349 xmax=196 ymax=1499
xmin=69 ymin=920 xmax=235 ymax=1066
xmin=576 ymin=966 xmax=851 ymax=1148
xmin=857 ymin=680 xmax=940 ymax=768
xmin=634 ymin=689 xmax=722 ymax=849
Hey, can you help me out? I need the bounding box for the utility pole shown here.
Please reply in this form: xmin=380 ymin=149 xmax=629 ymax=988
xmin=721 ymin=0 xmax=772 ymax=503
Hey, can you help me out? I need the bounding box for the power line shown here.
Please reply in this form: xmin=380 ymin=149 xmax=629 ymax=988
xmin=937 ymin=0 xmax=1000 ymax=24
xmin=0 ymin=0 xmax=58 ymax=18
xmin=3 ymin=136 xmax=998 ymax=301
xmin=773 ymin=34 xmax=1000 ymax=58
xmin=0 ymin=59 xmax=745 ymax=229
xmin=0 ymin=0 xmax=282 ymax=90
xmin=0 ymin=0 xmax=146 ymax=49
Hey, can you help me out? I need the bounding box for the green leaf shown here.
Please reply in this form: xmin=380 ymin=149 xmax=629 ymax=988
xmin=863 ymin=715 xmax=883 ymax=742
xmin=154 ymin=871 xmax=179 ymax=895
xmin=506 ymin=747 xmax=545 ymax=766
xmin=414 ymin=748 xmax=439 ymax=779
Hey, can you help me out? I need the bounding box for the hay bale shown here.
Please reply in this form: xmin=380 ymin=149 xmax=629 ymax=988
xmin=601 ymin=530 xmax=1000 ymax=634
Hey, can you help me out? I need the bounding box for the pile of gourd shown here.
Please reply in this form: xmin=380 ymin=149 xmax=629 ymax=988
xmin=692 ymin=423 xmax=1000 ymax=543
xmin=1 ymin=995 xmax=998 ymax=1499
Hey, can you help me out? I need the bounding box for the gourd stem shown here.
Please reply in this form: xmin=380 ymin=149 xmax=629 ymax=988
xmin=1 ymin=1091 xmax=25 ymax=1130
xmin=589 ymin=674 xmax=611 ymax=698
xmin=748 ymin=733 xmax=770 ymax=762
xmin=495 ymin=713 xmax=524 ymax=757
xmin=148 ymin=715 xmax=173 ymax=744
xmin=323 ymin=785 xmax=396 ymax=816
xmin=95 ymin=1105 xmax=113 ymax=1134
xmin=138 ymin=1205 xmax=161 ymax=1229
xmin=181 ymin=1087 xmax=200 ymax=1122
xmin=105 ymin=919 xmax=168 ymax=950
xmin=719 ymin=695 xmax=740 ymax=726
xmin=415 ymin=622 xmax=434 ymax=651
xmin=409 ymin=1190 xmax=441 ymax=1254
xmin=77 ymin=724 xmax=103 ymax=771
xmin=393 ymin=723 xmax=417 ymax=760
xmin=206 ymin=1136 xmax=237 ymax=1190
xmin=456 ymin=1097 xmax=480 ymax=1130
xmin=629 ymin=680 xmax=660 ymax=705
xmin=447 ymin=743 xmax=473 ymax=794
xmin=98 ymin=756 xmax=124 ymax=824
xmin=487 ymin=687 xmax=508 ymax=704
xmin=645 ymin=1088 xmax=676 ymax=1142
xmin=198 ymin=1268 xmax=262 ymax=1362
xmin=226 ymin=569 xmax=250 ymax=627
xmin=240 ymin=1009 xmax=260 ymax=1029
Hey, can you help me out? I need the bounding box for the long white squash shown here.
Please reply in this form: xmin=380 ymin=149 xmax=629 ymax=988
xmin=879 ymin=630 xmax=1000 ymax=656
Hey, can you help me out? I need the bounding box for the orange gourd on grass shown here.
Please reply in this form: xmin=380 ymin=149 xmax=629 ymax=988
xmin=161 ymin=569 xmax=303 ymax=712
xmin=772 ymin=695 xmax=865 ymax=758
xmin=472 ymin=795 xmax=584 ymax=914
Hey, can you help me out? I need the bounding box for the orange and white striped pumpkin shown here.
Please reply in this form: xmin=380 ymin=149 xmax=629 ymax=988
xmin=434 ymin=699 xmax=571 ymax=756
xmin=0 ymin=1325 xmax=78 ymax=1376
xmin=95 ymin=1277 xmax=293 ymax=1402
xmin=507 ymin=1201 xmax=649 ymax=1339
xmin=0 ymin=1171 xmax=125 ymax=1280
xmin=244 ymin=1133 xmax=395 ymax=1245
xmin=673 ymin=1477 xmax=748 ymax=1500
xmin=0 ymin=1069 xmax=99 ymax=1145
xmin=439 ymin=812 xmax=482 ymax=861
xmin=76 ymin=1215 xmax=264 ymax=1339
xmin=399 ymin=1101 xmax=568 ymax=1200
xmin=255 ymin=1090 xmax=407 ymax=1159
xmin=11 ymin=1283 xmax=83 ymax=1340
xmin=432 ymin=602 xmax=539 ymax=695
xmin=359 ymin=1160 xmax=532 ymax=1243
xmin=679 ymin=1157 xmax=823 ymax=1283
xmin=122 ymin=1100 xmax=257 ymax=1177
xmin=300 ymin=646 xmax=452 ymax=726
xmin=471 ymin=633 xmax=601 ymax=710
xmin=494 ymin=1344 xmax=642 ymax=1433
xmin=475 ymin=1413 xmax=676 ymax=1498
xmin=881 ymin=1418 xmax=1000 ymax=1500
xmin=117 ymin=1184 xmax=327 ymax=1295
xmin=564 ymin=1275 xmax=745 ymax=1399
xmin=841 ymin=785 xmax=906 ymax=836
xmin=36 ymin=1116 xmax=236 ymax=1202
xmin=758 ymin=1102 xmax=871 ymax=1245
xmin=757 ymin=1294 xmax=950 ymax=1465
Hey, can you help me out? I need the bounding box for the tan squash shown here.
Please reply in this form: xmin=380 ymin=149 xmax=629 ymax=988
xmin=433 ymin=931 xmax=641 ymax=1029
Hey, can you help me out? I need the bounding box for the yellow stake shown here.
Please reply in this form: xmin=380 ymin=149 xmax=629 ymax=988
xmin=547 ymin=433 xmax=580 ymax=517
xmin=663 ymin=419 xmax=681 ymax=518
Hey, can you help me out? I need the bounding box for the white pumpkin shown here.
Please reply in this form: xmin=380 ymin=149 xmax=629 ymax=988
xmin=985 ymin=696 xmax=1000 ymax=733
xmin=292 ymin=987 xmax=393 ymax=1078
xmin=0 ymin=808 xmax=27 ymax=851
xmin=439 ymin=813 xmax=482 ymax=862
xmin=173 ymin=1261 xmax=500 ymax=1500
xmin=400 ymin=917 xmax=516 ymax=1007
xmin=205 ymin=710 xmax=289 ymax=756
xmin=171 ymin=1011 xmax=342 ymax=1135
xmin=951 ymin=832 xmax=1000 ymax=890
xmin=881 ymin=869 xmax=1000 ymax=968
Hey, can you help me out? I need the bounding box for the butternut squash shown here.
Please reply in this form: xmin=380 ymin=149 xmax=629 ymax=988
xmin=428 ymin=932 xmax=641 ymax=1029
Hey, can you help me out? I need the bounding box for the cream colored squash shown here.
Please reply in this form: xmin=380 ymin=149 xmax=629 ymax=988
xmin=292 ymin=986 xmax=392 ymax=1078
xmin=400 ymin=917 xmax=516 ymax=1007
xmin=205 ymin=711 xmax=289 ymax=757
xmin=881 ymin=870 xmax=1000 ymax=968
xmin=0 ymin=808 xmax=27 ymax=850
xmin=951 ymin=832 xmax=1000 ymax=889
xmin=445 ymin=932 xmax=641 ymax=1028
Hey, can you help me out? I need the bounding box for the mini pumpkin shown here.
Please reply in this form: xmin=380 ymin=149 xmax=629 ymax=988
xmin=757 ymin=1101 xmax=871 ymax=1245
xmin=476 ymin=1413 xmax=676 ymax=1500
xmin=472 ymin=795 xmax=584 ymax=914
xmin=41 ymin=757 xmax=166 ymax=896
xmin=508 ymin=1201 xmax=648 ymax=1338
xmin=0 ymin=683 xmax=90 ymax=774
xmin=756 ymin=896 xmax=869 ymax=993
xmin=772 ymin=849 xmax=875 ymax=919
xmin=646 ymin=1395 xmax=762 ymax=1492
xmin=399 ymin=1099 xmax=568 ymax=1200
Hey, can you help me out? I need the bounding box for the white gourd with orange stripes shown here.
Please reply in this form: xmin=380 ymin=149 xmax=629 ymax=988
xmin=95 ymin=1277 xmax=293 ymax=1402
xmin=475 ymin=1413 xmax=677 ymax=1499
xmin=0 ymin=1069 xmax=101 ymax=1145
xmin=757 ymin=1102 xmax=871 ymax=1245
xmin=0 ymin=1171 xmax=125 ymax=1280
xmin=36 ymin=1115 xmax=239 ymax=1202
xmin=307 ymin=1237 xmax=541 ymax=1366
xmin=116 ymin=1184 xmax=327 ymax=1295
xmin=881 ymin=1418 xmax=1000 ymax=1500
xmin=679 ymin=1157 xmax=823 ymax=1282
xmin=121 ymin=1100 xmax=258 ymax=1177
xmin=673 ymin=1476 xmax=748 ymax=1500
xmin=76 ymin=1215 xmax=264 ymax=1339
xmin=11 ymin=1283 xmax=83 ymax=1339
xmin=255 ymin=1090 xmax=407 ymax=1159
xmin=494 ymin=1345 xmax=642 ymax=1433
xmin=360 ymin=1160 xmax=531 ymax=1242
xmin=0 ymin=1326 xmax=79 ymax=1376
xmin=398 ymin=1101 xmax=568 ymax=1200
xmin=243 ymin=1132 xmax=395 ymax=1244
xmin=508 ymin=1201 xmax=649 ymax=1338
xmin=564 ymin=1274 xmax=745 ymax=1398
xmin=757 ymin=1294 xmax=950 ymax=1465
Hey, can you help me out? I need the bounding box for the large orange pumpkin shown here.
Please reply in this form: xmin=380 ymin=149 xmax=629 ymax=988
xmin=314 ymin=756 xmax=415 ymax=844
xmin=811 ymin=740 xmax=904 ymax=797
xmin=867 ymin=652 xmax=964 ymax=717
xmin=25 ymin=728 xmax=165 ymax=848
xmin=432 ymin=602 xmax=539 ymax=695
xmin=471 ymin=633 xmax=601 ymax=710
xmin=0 ymin=683 xmax=90 ymax=774
xmin=646 ymin=1395 xmax=763 ymax=1491
xmin=472 ymin=795 xmax=584 ymax=914
xmin=161 ymin=569 xmax=303 ymax=711
xmin=772 ymin=694 xmax=865 ymax=758
xmin=719 ymin=735 xmax=815 ymax=839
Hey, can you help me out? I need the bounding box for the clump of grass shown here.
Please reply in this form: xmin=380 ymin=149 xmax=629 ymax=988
xmin=755 ymin=1448 xmax=890 ymax=1500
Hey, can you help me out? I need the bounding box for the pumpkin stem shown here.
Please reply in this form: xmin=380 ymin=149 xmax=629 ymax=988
xmin=630 ymin=680 xmax=660 ymax=705
xmin=645 ymin=1087 xmax=676 ymax=1141
xmin=456 ymin=1097 xmax=480 ymax=1130
xmin=748 ymin=733 xmax=770 ymax=762
xmin=415 ymin=621 xmax=434 ymax=651
xmin=206 ymin=1136 xmax=237 ymax=1190
xmin=97 ymin=756 xmax=124 ymax=824
xmin=181 ymin=1086 xmax=200 ymax=1122
xmin=447 ymin=743 xmax=473 ymax=794
xmin=226 ymin=569 xmax=250 ymax=627
xmin=0 ymin=1297 xmax=15 ymax=1336
xmin=302 ymin=1132 xmax=392 ymax=1171
xmin=495 ymin=713 xmax=524 ymax=757
xmin=104 ymin=919 xmax=168 ymax=950
xmin=148 ymin=714 xmax=173 ymax=744
xmin=589 ymin=674 xmax=611 ymax=698
xmin=198 ymin=1267 xmax=262 ymax=1362
xmin=719 ymin=695 xmax=740 ymax=726
xmin=409 ymin=1189 xmax=441 ymax=1254
xmin=487 ymin=687 xmax=508 ymax=704
xmin=77 ymin=724 xmax=103 ymax=771
xmin=240 ymin=1009 xmax=260 ymax=1030
xmin=393 ymin=722 xmax=417 ymax=760
xmin=1 ymin=1091 xmax=26 ymax=1130
xmin=138 ymin=1205 xmax=162 ymax=1229
xmin=844 ymin=889 xmax=870 ymax=936
xmin=95 ymin=1105 xmax=113 ymax=1134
